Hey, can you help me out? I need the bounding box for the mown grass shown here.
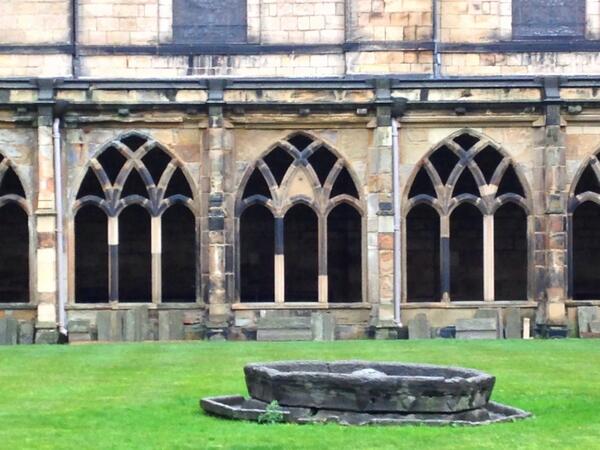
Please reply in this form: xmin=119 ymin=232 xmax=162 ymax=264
xmin=0 ymin=339 xmax=598 ymax=449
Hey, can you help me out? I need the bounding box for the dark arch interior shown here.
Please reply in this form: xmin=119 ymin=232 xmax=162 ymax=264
xmin=240 ymin=205 xmax=274 ymax=302
xmin=165 ymin=167 xmax=193 ymax=198
xmin=288 ymin=134 xmax=313 ymax=151
xmin=409 ymin=167 xmax=436 ymax=198
xmin=240 ymin=205 xmax=275 ymax=302
xmin=75 ymin=205 xmax=108 ymax=303
xmin=450 ymin=203 xmax=483 ymax=301
xmin=76 ymin=169 xmax=105 ymax=199
xmin=243 ymin=168 xmax=271 ymax=199
xmin=330 ymin=167 xmax=359 ymax=199
xmin=162 ymin=205 xmax=196 ymax=302
xmin=406 ymin=204 xmax=440 ymax=302
xmin=328 ymin=203 xmax=361 ymax=302
xmin=494 ymin=203 xmax=528 ymax=300
xmin=119 ymin=205 xmax=151 ymax=302
xmin=120 ymin=134 xmax=147 ymax=152
xmin=574 ymin=164 xmax=600 ymax=195
xmin=573 ymin=202 xmax=600 ymax=299
xmin=0 ymin=167 xmax=26 ymax=197
xmin=121 ymin=168 xmax=149 ymax=198
xmin=263 ymin=147 xmax=293 ymax=185
xmin=497 ymin=165 xmax=525 ymax=197
xmin=452 ymin=168 xmax=480 ymax=197
xmin=453 ymin=133 xmax=480 ymax=151
xmin=308 ymin=147 xmax=338 ymax=185
xmin=285 ymin=204 xmax=318 ymax=302
xmin=97 ymin=146 xmax=127 ymax=184
xmin=474 ymin=146 xmax=504 ymax=183
xmin=428 ymin=146 xmax=459 ymax=185
xmin=142 ymin=148 xmax=172 ymax=185
xmin=0 ymin=203 xmax=29 ymax=302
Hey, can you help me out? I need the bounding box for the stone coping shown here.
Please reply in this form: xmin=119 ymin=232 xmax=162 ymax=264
xmin=245 ymin=361 xmax=495 ymax=413
xmin=232 ymin=302 xmax=371 ymax=310
xmin=66 ymin=303 xmax=205 ymax=311
xmin=200 ymin=396 xmax=532 ymax=426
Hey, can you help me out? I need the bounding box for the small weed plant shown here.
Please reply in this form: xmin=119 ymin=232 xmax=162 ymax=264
xmin=258 ymin=400 xmax=284 ymax=424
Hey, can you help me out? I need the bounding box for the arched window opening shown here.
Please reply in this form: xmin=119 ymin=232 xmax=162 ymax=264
xmin=328 ymin=204 xmax=361 ymax=302
xmin=285 ymin=204 xmax=318 ymax=302
xmin=330 ymin=167 xmax=359 ymax=199
xmin=142 ymin=147 xmax=171 ymax=185
xmin=428 ymin=146 xmax=459 ymax=185
xmin=97 ymin=146 xmax=126 ymax=184
xmin=0 ymin=203 xmax=28 ymax=302
xmin=452 ymin=168 xmax=479 ymax=197
xmin=119 ymin=206 xmax=151 ymax=302
xmin=240 ymin=205 xmax=274 ymax=302
xmin=75 ymin=206 xmax=108 ymax=303
xmin=450 ymin=203 xmax=483 ymax=301
xmin=165 ymin=167 xmax=193 ymax=199
xmin=474 ymin=146 xmax=504 ymax=183
xmin=76 ymin=169 xmax=104 ymax=199
xmin=574 ymin=164 xmax=600 ymax=195
xmin=0 ymin=167 xmax=26 ymax=197
xmin=406 ymin=204 xmax=440 ymax=302
xmin=573 ymin=201 xmax=600 ymax=299
xmin=495 ymin=203 xmax=527 ymax=300
xmin=121 ymin=168 xmax=149 ymax=198
xmin=242 ymin=168 xmax=271 ymax=199
xmin=288 ymin=134 xmax=313 ymax=151
xmin=263 ymin=147 xmax=293 ymax=185
xmin=120 ymin=133 xmax=147 ymax=152
xmin=162 ymin=205 xmax=196 ymax=302
xmin=453 ymin=133 xmax=480 ymax=151
xmin=497 ymin=165 xmax=525 ymax=197
xmin=409 ymin=167 xmax=436 ymax=198
xmin=308 ymin=147 xmax=338 ymax=185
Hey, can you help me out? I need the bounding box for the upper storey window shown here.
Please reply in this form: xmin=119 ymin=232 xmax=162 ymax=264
xmin=512 ymin=0 xmax=586 ymax=39
xmin=173 ymin=0 xmax=247 ymax=44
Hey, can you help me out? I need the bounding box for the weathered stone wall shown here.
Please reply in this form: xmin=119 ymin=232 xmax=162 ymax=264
xmin=441 ymin=0 xmax=511 ymax=42
xmin=0 ymin=0 xmax=70 ymax=44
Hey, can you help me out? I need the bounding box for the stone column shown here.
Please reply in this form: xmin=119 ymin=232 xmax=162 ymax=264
xmin=205 ymin=80 xmax=234 ymax=338
xmin=35 ymin=104 xmax=59 ymax=343
xmin=483 ymin=214 xmax=495 ymax=302
xmin=370 ymin=80 xmax=396 ymax=338
xmin=537 ymin=77 xmax=568 ymax=329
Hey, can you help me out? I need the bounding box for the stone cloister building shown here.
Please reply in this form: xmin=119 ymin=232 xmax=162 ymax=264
xmin=1 ymin=0 xmax=600 ymax=342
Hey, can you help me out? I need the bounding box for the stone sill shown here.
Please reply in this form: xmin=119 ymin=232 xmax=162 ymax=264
xmin=66 ymin=303 xmax=205 ymax=310
xmin=0 ymin=303 xmax=37 ymax=310
xmin=565 ymin=300 xmax=600 ymax=306
xmin=231 ymin=302 xmax=371 ymax=311
xmin=400 ymin=301 xmax=537 ymax=309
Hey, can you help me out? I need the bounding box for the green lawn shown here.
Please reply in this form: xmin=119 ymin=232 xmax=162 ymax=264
xmin=0 ymin=340 xmax=598 ymax=450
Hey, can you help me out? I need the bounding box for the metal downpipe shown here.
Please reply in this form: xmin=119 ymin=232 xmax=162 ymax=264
xmin=391 ymin=118 xmax=402 ymax=327
xmin=53 ymin=118 xmax=68 ymax=336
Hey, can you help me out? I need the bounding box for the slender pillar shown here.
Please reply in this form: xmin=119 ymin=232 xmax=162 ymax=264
xmin=274 ymin=217 xmax=284 ymax=303
xmin=318 ymin=214 xmax=327 ymax=303
xmin=483 ymin=214 xmax=494 ymax=302
xmin=440 ymin=214 xmax=450 ymax=302
xmin=108 ymin=216 xmax=118 ymax=302
xmin=151 ymin=216 xmax=161 ymax=303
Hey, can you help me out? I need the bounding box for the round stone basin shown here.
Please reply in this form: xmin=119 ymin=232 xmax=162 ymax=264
xmin=244 ymin=361 xmax=495 ymax=413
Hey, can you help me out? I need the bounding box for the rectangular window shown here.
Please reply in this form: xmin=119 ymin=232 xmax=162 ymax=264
xmin=173 ymin=0 xmax=247 ymax=44
xmin=512 ymin=0 xmax=585 ymax=39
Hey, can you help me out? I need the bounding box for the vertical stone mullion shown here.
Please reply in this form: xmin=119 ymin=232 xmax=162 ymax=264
xmin=108 ymin=215 xmax=119 ymax=302
xmin=483 ymin=214 xmax=495 ymax=302
xmin=274 ymin=216 xmax=284 ymax=303
xmin=440 ymin=214 xmax=451 ymax=302
xmin=151 ymin=216 xmax=161 ymax=304
xmin=318 ymin=213 xmax=328 ymax=304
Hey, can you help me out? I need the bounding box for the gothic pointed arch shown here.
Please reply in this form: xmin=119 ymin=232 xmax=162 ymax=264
xmin=405 ymin=130 xmax=531 ymax=302
xmin=73 ymin=132 xmax=198 ymax=304
xmin=237 ymin=133 xmax=364 ymax=303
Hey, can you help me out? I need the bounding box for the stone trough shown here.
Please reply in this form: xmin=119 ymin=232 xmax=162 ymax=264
xmin=201 ymin=361 xmax=531 ymax=426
